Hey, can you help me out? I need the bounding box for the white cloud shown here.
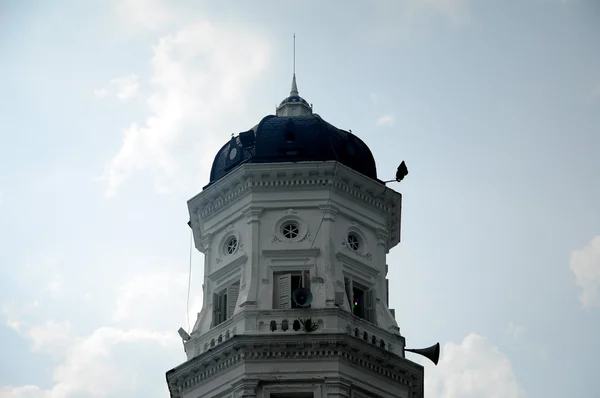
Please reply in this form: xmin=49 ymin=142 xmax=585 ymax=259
xmin=93 ymin=88 xmax=108 ymax=98
xmin=2 ymin=300 xmax=41 ymax=333
xmin=376 ymin=114 xmax=395 ymax=127
xmin=423 ymin=333 xmax=526 ymax=398
xmin=110 ymin=74 xmax=140 ymax=100
xmin=1 ymin=325 xmax=179 ymax=398
xmin=570 ymin=235 xmax=600 ymax=308
xmin=506 ymin=321 xmax=527 ymax=340
xmin=116 ymin=0 xmax=178 ymax=32
xmin=44 ymin=276 xmax=63 ymax=298
xmin=0 ymin=385 xmax=52 ymax=398
xmin=100 ymin=21 xmax=270 ymax=196
xmin=26 ymin=320 xmax=71 ymax=357
xmin=92 ymin=75 xmax=139 ymax=101
xmin=113 ymin=270 xmax=198 ymax=330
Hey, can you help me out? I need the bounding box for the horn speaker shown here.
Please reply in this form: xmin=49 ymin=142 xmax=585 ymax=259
xmin=292 ymin=288 xmax=313 ymax=307
xmin=405 ymin=342 xmax=440 ymax=365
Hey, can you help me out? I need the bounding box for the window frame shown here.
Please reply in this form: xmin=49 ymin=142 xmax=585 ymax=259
xmin=344 ymin=276 xmax=375 ymax=323
xmin=212 ymin=280 xmax=240 ymax=328
xmin=273 ymin=270 xmax=311 ymax=309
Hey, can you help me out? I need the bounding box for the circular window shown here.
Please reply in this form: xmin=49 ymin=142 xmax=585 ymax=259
xmin=224 ymin=236 xmax=238 ymax=255
xmin=347 ymin=233 xmax=360 ymax=251
xmin=281 ymin=222 xmax=300 ymax=240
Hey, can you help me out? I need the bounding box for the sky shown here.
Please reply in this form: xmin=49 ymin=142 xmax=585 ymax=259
xmin=1 ymin=0 xmax=599 ymax=397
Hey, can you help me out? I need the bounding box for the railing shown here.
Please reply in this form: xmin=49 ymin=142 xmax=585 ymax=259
xmin=185 ymin=307 xmax=405 ymax=359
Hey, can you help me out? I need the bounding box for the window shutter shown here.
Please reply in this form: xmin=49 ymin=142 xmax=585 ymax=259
xmin=212 ymin=292 xmax=219 ymax=327
xmin=365 ymin=289 xmax=375 ymax=323
xmin=219 ymin=293 xmax=227 ymax=324
xmin=345 ymin=278 xmax=353 ymax=311
xmin=278 ymin=273 xmax=292 ymax=309
xmin=227 ymin=283 xmax=239 ymax=319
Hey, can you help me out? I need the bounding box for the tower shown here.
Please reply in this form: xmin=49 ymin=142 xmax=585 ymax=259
xmin=166 ymin=75 xmax=427 ymax=398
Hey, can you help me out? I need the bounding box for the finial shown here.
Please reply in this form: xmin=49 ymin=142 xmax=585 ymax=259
xmin=290 ymin=34 xmax=299 ymax=96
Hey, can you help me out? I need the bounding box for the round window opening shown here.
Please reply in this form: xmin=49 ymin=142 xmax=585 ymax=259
xmin=225 ymin=236 xmax=238 ymax=255
xmin=347 ymin=233 xmax=360 ymax=251
xmin=281 ymin=222 xmax=300 ymax=240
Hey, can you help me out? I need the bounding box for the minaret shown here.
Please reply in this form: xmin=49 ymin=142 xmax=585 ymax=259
xmin=166 ymin=76 xmax=427 ymax=397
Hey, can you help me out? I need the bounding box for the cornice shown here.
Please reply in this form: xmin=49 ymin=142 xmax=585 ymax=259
xmin=187 ymin=162 xmax=403 ymax=251
xmin=166 ymin=333 xmax=423 ymax=398
xmin=262 ymin=248 xmax=321 ymax=259
xmin=207 ymin=253 xmax=247 ymax=282
xmin=336 ymin=251 xmax=380 ymax=280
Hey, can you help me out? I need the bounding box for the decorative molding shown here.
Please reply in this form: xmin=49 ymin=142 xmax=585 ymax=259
xmin=167 ymin=333 xmax=423 ymax=398
xmin=336 ymin=252 xmax=379 ymax=281
xmin=187 ymin=162 xmax=402 ymax=252
xmin=231 ymin=378 xmax=260 ymax=398
xmin=272 ymin=211 xmax=309 ymax=243
xmin=244 ymin=206 xmax=264 ymax=223
xmin=262 ymin=248 xmax=320 ymax=259
xmin=208 ymin=253 xmax=248 ymax=282
xmin=219 ymin=230 xmax=241 ymax=257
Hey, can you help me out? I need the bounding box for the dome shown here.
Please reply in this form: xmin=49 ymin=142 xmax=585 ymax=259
xmin=207 ymin=113 xmax=378 ymax=186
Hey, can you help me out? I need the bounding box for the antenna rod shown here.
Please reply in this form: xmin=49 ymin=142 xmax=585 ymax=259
xmin=293 ymin=33 xmax=296 ymax=76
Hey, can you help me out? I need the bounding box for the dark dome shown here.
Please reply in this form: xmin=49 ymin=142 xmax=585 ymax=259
xmin=208 ymin=114 xmax=378 ymax=186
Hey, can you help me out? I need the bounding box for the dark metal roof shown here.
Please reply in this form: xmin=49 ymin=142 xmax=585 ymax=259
xmin=278 ymin=94 xmax=310 ymax=107
xmin=207 ymin=114 xmax=377 ymax=186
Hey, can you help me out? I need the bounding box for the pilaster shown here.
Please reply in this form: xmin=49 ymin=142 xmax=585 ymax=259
xmin=324 ymin=377 xmax=351 ymax=398
xmin=232 ymin=378 xmax=260 ymax=398
xmin=240 ymin=206 xmax=263 ymax=308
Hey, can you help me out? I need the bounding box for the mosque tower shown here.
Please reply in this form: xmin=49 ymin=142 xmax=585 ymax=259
xmin=166 ymin=72 xmax=433 ymax=397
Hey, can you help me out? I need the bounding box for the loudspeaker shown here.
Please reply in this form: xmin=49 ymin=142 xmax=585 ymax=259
xmin=177 ymin=327 xmax=191 ymax=342
xmin=405 ymin=342 xmax=440 ymax=365
xmin=292 ymin=288 xmax=313 ymax=307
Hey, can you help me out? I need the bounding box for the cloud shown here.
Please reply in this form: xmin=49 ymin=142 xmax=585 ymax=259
xmin=570 ymin=235 xmax=600 ymax=308
xmin=423 ymin=333 xmax=526 ymax=398
xmin=93 ymin=88 xmax=108 ymax=98
xmin=506 ymin=321 xmax=527 ymax=340
xmin=1 ymin=324 xmax=179 ymax=398
xmin=1 ymin=265 xmax=193 ymax=398
xmin=376 ymin=114 xmax=395 ymax=127
xmin=2 ymin=300 xmax=41 ymax=333
xmin=100 ymin=21 xmax=270 ymax=197
xmin=26 ymin=320 xmax=71 ymax=357
xmin=0 ymin=385 xmax=52 ymax=398
xmin=111 ymin=74 xmax=140 ymax=100
xmin=93 ymin=75 xmax=140 ymax=101
xmin=116 ymin=0 xmax=179 ymax=32
xmin=43 ymin=276 xmax=63 ymax=298
xmin=112 ymin=270 xmax=199 ymax=330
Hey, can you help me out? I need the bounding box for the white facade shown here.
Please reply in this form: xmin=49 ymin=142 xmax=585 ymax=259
xmin=166 ymin=80 xmax=424 ymax=397
xmin=166 ymin=161 xmax=424 ymax=397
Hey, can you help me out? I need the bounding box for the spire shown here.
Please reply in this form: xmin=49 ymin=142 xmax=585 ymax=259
xmin=290 ymin=74 xmax=298 ymax=96
xmin=290 ymin=34 xmax=298 ymax=96
xmin=276 ymin=33 xmax=312 ymax=117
